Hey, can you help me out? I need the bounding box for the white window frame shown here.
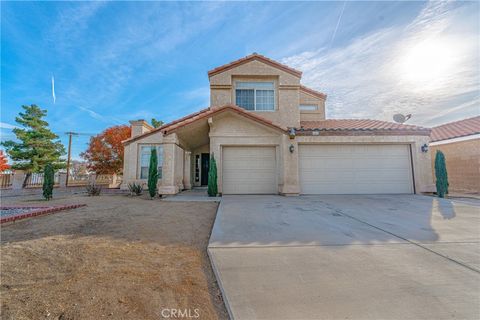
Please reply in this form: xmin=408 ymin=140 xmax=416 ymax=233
xmin=138 ymin=145 xmax=163 ymax=179
xmin=235 ymin=81 xmax=276 ymax=111
xmin=299 ymin=104 xmax=318 ymax=111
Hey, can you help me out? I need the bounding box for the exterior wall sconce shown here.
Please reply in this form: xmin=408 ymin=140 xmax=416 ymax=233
xmin=289 ymin=144 xmax=295 ymax=153
xmin=288 ymin=128 xmax=296 ymax=139
xmin=421 ymin=143 xmax=429 ymax=153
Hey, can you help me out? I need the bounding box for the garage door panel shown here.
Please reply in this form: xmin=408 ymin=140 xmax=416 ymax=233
xmin=223 ymin=146 xmax=276 ymax=194
xmin=299 ymin=144 xmax=413 ymax=194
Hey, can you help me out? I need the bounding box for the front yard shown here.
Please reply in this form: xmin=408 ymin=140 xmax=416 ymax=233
xmin=0 ymin=194 xmax=228 ymax=319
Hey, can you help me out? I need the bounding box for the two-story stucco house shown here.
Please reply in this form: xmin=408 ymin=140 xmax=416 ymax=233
xmin=122 ymin=53 xmax=433 ymax=195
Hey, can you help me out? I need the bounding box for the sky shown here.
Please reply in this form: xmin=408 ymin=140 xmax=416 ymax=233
xmin=1 ymin=1 xmax=479 ymax=160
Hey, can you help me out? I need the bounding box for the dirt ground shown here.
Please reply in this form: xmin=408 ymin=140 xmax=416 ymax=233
xmin=0 ymin=194 xmax=228 ymax=320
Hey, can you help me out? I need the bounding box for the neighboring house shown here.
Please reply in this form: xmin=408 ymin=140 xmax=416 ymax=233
xmin=122 ymin=53 xmax=433 ymax=195
xmin=430 ymin=116 xmax=480 ymax=194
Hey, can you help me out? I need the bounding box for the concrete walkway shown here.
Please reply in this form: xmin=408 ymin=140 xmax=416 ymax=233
xmin=208 ymin=195 xmax=480 ymax=320
xmin=162 ymin=188 xmax=221 ymax=202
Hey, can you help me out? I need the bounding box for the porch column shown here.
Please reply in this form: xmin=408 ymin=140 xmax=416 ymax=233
xmin=183 ymin=151 xmax=192 ymax=190
xmin=58 ymin=172 xmax=67 ymax=188
xmin=12 ymin=170 xmax=26 ymax=190
xmin=158 ymin=143 xmax=179 ymax=195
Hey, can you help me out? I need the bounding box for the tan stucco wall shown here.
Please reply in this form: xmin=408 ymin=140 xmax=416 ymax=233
xmin=123 ymin=112 xmax=433 ymax=196
xmin=122 ymin=131 xmax=187 ymax=195
xmin=299 ymin=90 xmax=326 ymax=122
xmin=122 ymin=130 xmax=165 ymax=189
xmin=209 ymin=60 xmax=301 ymax=128
xmin=210 ymin=88 xmax=232 ymax=107
xmin=430 ymin=138 xmax=480 ymax=193
xmin=209 ymin=60 xmax=300 ymax=86
xmin=209 ymin=112 xmax=285 ymax=194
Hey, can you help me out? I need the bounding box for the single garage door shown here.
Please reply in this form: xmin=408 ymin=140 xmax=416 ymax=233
xmin=299 ymin=144 xmax=413 ymax=194
xmin=223 ymin=146 xmax=277 ymax=194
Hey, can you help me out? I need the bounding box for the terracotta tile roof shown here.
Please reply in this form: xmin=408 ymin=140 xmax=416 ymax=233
xmin=123 ymin=105 xmax=288 ymax=145
xmin=207 ymin=53 xmax=302 ymax=78
xmin=299 ymin=119 xmax=431 ymax=135
xmin=299 ymin=85 xmax=327 ymax=99
xmin=430 ymin=116 xmax=480 ymax=142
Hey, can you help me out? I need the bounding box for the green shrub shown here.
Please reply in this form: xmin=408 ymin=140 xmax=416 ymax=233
xmin=434 ymin=150 xmax=449 ymax=198
xmin=128 ymin=182 xmax=143 ymax=196
xmin=86 ymin=183 xmax=102 ymax=196
xmin=208 ymin=153 xmax=218 ymax=197
xmin=147 ymin=147 xmax=158 ymax=198
xmin=42 ymin=163 xmax=54 ymax=200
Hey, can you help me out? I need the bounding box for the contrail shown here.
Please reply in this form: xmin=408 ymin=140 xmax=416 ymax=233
xmin=51 ymin=75 xmax=56 ymax=104
xmin=330 ymin=1 xmax=347 ymax=47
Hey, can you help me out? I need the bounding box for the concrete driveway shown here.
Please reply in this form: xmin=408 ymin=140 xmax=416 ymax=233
xmin=208 ymin=195 xmax=480 ymax=320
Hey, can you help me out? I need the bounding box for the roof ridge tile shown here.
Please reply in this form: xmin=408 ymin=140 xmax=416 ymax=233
xmin=208 ymin=53 xmax=302 ymax=78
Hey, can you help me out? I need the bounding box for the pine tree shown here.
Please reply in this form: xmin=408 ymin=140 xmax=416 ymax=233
xmin=2 ymin=105 xmax=65 ymax=186
xmin=42 ymin=163 xmax=54 ymax=200
xmin=434 ymin=150 xmax=449 ymax=198
xmin=208 ymin=154 xmax=218 ymax=197
xmin=151 ymin=118 xmax=164 ymax=128
xmin=147 ymin=147 xmax=158 ymax=198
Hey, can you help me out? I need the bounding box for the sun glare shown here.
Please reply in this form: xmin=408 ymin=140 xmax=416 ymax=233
xmin=398 ymin=38 xmax=458 ymax=90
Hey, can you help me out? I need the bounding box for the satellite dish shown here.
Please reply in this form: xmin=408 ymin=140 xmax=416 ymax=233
xmin=393 ymin=113 xmax=412 ymax=123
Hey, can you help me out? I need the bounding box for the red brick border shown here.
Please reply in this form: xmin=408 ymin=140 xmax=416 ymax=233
xmin=0 ymin=204 xmax=86 ymax=224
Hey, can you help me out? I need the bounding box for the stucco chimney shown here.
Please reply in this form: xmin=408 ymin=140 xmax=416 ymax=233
xmin=129 ymin=119 xmax=153 ymax=138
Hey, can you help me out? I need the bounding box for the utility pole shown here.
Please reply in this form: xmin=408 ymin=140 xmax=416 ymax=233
xmin=65 ymin=132 xmax=78 ymax=187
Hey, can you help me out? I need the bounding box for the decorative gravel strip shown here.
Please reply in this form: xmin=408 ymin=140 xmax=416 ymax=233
xmin=0 ymin=204 xmax=86 ymax=224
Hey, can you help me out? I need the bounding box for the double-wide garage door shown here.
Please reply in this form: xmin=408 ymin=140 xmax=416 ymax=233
xmin=223 ymin=146 xmax=276 ymax=194
xmin=299 ymin=144 xmax=413 ymax=194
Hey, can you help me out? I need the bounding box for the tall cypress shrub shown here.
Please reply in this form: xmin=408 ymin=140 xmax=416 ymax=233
xmin=147 ymin=147 xmax=158 ymax=198
xmin=42 ymin=163 xmax=54 ymax=200
xmin=208 ymin=154 xmax=218 ymax=197
xmin=434 ymin=150 xmax=449 ymax=198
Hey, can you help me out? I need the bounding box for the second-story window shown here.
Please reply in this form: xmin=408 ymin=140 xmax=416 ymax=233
xmin=235 ymin=81 xmax=275 ymax=111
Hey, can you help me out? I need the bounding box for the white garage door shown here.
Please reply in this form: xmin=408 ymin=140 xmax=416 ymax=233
xmin=223 ymin=146 xmax=277 ymax=194
xmin=299 ymin=144 xmax=413 ymax=194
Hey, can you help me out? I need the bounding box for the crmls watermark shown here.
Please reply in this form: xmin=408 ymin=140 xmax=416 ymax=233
xmin=160 ymin=308 xmax=200 ymax=318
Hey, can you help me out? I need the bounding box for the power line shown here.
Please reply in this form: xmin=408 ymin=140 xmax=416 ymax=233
xmin=64 ymin=131 xmax=96 ymax=186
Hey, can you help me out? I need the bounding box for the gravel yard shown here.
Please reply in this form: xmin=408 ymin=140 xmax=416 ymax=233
xmin=0 ymin=194 xmax=228 ymax=320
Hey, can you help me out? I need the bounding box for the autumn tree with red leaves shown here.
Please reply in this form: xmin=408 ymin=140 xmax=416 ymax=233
xmin=0 ymin=150 xmax=10 ymax=172
xmin=81 ymin=125 xmax=131 ymax=174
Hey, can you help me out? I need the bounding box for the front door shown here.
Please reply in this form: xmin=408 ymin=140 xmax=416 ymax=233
xmin=201 ymin=153 xmax=210 ymax=186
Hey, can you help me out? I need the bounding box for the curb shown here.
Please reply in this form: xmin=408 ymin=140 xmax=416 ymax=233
xmin=1 ymin=204 xmax=87 ymax=224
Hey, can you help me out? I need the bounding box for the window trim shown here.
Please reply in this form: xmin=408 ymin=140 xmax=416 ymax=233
xmin=138 ymin=144 xmax=164 ymax=180
xmin=234 ymin=81 xmax=276 ymax=112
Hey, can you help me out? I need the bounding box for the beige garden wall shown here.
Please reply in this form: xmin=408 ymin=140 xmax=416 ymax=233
xmin=430 ymin=138 xmax=480 ymax=193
